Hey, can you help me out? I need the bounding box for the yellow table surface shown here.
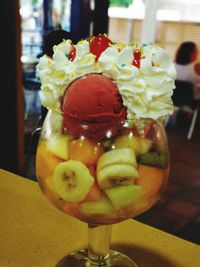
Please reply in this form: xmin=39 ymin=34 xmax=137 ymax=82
xmin=0 ymin=169 xmax=199 ymax=267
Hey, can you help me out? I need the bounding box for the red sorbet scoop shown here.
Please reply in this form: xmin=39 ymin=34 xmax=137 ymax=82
xmin=62 ymin=74 xmax=127 ymax=140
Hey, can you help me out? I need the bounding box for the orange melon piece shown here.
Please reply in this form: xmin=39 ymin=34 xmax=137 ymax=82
xmin=69 ymin=138 xmax=105 ymax=166
xmin=36 ymin=141 xmax=63 ymax=180
xmin=84 ymin=166 xmax=102 ymax=202
xmin=41 ymin=176 xmax=66 ymax=210
xmin=84 ymin=181 xmax=103 ymax=202
xmin=63 ymin=202 xmax=80 ymax=217
xmin=88 ymin=165 xmax=96 ymax=177
xmin=136 ymin=164 xmax=166 ymax=197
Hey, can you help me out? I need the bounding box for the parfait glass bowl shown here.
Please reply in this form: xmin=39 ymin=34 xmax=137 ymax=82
xmin=36 ymin=109 xmax=170 ymax=267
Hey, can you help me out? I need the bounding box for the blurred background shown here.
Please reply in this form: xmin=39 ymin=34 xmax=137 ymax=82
xmin=20 ymin=0 xmax=200 ymax=131
xmin=1 ymin=0 xmax=200 ymax=246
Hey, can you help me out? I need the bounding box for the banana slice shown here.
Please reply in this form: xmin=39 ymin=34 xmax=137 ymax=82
xmin=53 ymin=160 xmax=94 ymax=202
xmin=98 ymin=164 xmax=138 ymax=189
xmin=97 ymin=148 xmax=138 ymax=190
xmin=97 ymin=148 xmax=137 ymax=171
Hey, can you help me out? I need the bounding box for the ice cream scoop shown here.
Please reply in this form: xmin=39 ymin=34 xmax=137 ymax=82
xmin=37 ymin=37 xmax=176 ymax=129
xmin=62 ymin=74 xmax=127 ymax=140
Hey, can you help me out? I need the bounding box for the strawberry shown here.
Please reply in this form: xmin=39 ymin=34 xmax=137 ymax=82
xmin=68 ymin=44 xmax=76 ymax=61
xmin=90 ymin=34 xmax=111 ymax=60
xmin=133 ymin=49 xmax=141 ymax=68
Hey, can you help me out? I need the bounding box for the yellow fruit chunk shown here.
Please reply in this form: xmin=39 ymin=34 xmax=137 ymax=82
xmin=79 ymin=196 xmax=116 ymax=217
xmin=69 ymin=138 xmax=105 ymax=165
xmin=46 ymin=134 xmax=73 ymax=160
xmin=113 ymin=134 xmax=152 ymax=156
xmin=136 ymin=164 xmax=166 ymax=197
xmin=36 ymin=141 xmax=63 ymax=180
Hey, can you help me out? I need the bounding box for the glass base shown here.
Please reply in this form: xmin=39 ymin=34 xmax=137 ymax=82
xmin=57 ymin=249 xmax=138 ymax=267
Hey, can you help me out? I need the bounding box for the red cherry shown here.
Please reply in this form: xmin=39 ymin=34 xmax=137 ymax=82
xmin=68 ymin=45 xmax=76 ymax=61
xmin=90 ymin=34 xmax=111 ymax=60
xmin=133 ymin=49 xmax=141 ymax=68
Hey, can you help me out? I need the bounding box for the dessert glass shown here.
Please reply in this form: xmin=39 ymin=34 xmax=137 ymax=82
xmin=36 ymin=109 xmax=169 ymax=267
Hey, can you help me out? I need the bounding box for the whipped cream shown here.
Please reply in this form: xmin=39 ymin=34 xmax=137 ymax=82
xmin=37 ymin=38 xmax=176 ymax=126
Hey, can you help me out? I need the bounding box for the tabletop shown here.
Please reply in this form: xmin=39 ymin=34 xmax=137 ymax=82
xmin=0 ymin=169 xmax=199 ymax=267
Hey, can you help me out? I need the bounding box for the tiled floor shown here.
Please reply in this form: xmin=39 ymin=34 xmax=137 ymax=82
xmin=24 ymin=110 xmax=200 ymax=245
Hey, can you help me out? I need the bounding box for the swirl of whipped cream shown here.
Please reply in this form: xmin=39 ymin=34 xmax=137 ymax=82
xmin=115 ymin=45 xmax=176 ymax=122
xmin=37 ymin=38 xmax=176 ymax=124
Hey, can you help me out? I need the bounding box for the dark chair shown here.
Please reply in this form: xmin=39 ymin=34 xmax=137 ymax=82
xmin=170 ymin=80 xmax=199 ymax=140
xmin=172 ymin=80 xmax=194 ymax=107
xmin=23 ymin=71 xmax=41 ymax=119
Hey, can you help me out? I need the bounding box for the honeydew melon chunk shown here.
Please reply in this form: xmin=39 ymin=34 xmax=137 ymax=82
xmin=105 ymin=185 xmax=144 ymax=211
xmin=79 ymin=196 xmax=116 ymax=216
xmin=46 ymin=134 xmax=73 ymax=160
xmin=113 ymin=134 xmax=152 ymax=156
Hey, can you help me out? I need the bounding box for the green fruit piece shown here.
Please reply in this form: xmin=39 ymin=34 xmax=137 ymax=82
xmin=79 ymin=196 xmax=116 ymax=216
xmin=113 ymin=134 xmax=152 ymax=156
xmin=105 ymin=185 xmax=144 ymax=211
xmin=138 ymin=151 xmax=168 ymax=168
xmin=46 ymin=134 xmax=73 ymax=160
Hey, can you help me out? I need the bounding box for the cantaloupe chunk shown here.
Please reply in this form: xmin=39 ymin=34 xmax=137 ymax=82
xmin=83 ymin=166 xmax=102 ymax=202
xmin=63 ymin=202 xmax=80 ymax=217
xmin=69 ymin=138 xmax=104 ymax=165
xmin=136 ymin=164 xmax=167 ymax=197
xmin=84 ymin=181 xmax=103 ymax=202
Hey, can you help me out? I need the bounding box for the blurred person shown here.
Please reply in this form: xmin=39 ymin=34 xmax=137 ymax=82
xmin=43 ymin=29 xmax=73 ymax=57
xmin=174 ymin=41 xmax=200 ymax=99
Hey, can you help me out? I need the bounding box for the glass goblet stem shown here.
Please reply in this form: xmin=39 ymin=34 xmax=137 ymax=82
xmin=88 ymin=224 xmax=112 ymax=266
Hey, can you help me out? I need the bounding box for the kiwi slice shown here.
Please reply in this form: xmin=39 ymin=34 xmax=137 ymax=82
xmin=137 ymin=151 xmax=168 ymax=168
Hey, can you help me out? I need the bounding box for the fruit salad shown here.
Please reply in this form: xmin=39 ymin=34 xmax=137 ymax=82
xmin=36 ymin=34 xmax=176 ymax=224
